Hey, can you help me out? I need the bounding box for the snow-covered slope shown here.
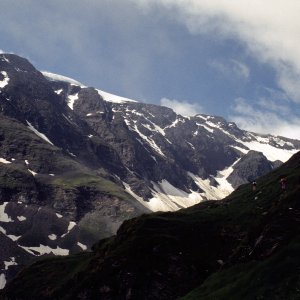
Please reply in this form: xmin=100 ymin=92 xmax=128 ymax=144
xmin=42 ymin=71 xmax=136 ymax=105
xmin=42 ymin=71 xmax=84 ymax=86
xmin=39 ymin=70 xmax=300 ymax=211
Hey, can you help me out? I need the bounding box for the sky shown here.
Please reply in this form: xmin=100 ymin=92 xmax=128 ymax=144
xmin=1 ymin=0 xmax=300 ymax=139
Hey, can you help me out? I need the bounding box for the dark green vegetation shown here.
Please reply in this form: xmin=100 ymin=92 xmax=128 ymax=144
xmin=181 ymin=237 xmax=300 ymax=300
xmin=1 ymin=152 xmax=299 ymax=299
xmin=0 ymin=115 xmax=132 ymax=203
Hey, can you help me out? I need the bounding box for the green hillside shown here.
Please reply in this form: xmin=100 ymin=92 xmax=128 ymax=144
xmin=1 ymin=152 xmax=300 ymax=300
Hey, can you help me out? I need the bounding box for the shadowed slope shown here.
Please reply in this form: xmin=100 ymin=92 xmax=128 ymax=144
xmin=1 ymin=152 xmax=299 ymax=299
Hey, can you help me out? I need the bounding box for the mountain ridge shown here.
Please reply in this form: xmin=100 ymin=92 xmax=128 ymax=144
xmin=0 ymin=53 xmax=300 ymax=290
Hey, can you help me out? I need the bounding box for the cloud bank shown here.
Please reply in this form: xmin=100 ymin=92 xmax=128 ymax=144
xmin=230 ymin=97 xmax=300 ymax=139
xmin=209 ymin=59 xmax=250 ymax=80
xmin=1 ymin=0 xmax=300 ymax=139
xmin=160 ymin=98 xmax=203 ymax=116
xmin=133 ymin=0 xmax=300 ymax=139
xmin=133 ymin=0 xmax=300 ymax=102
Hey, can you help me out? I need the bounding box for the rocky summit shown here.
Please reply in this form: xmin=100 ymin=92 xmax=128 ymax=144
xmin=0 ymin=53 xmax=300 ymax=291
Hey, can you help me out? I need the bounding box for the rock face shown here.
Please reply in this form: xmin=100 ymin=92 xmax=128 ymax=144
xmin=227 ymin=150 xmax=275 ymax=188
xmin=0 ymin=53 xmax=300 ymax=288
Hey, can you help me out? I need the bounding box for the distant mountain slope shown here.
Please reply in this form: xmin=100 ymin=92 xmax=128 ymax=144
xmin=0 ymin=53 xmax=300 ymax=289
xmin=2 ymin=151 xmax=299 ymax=299
xmin=42 ymin=67 xmax=300 ymax=208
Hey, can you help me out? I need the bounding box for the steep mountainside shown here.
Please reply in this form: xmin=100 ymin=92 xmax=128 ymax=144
xmin=42 ymin=70 xmax=300 ymax=207
xmin=1 ymin=151 xmax=299 ymax=299
xmin=0 ymin=53 xmax=300 ymax=289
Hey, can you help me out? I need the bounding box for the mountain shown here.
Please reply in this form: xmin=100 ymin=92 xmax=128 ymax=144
xmin=1 ymin=149 xmax=299 ymax=299
xmin=0 ymin=53 xmax=300 ymax=288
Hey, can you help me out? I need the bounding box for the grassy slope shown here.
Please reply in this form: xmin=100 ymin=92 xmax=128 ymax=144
xmin=0 ymin=115 xmax=134 ymax=202
xmin=181 ymin=236 xmax=300 ymax=300
xmin=180 ymin=152 xmax=300 ymax=299
xmin=1 ymin=153 xmax=300 ymax=299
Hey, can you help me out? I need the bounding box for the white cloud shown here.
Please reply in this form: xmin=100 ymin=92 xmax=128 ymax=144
xmin=276 ymin=63 xmax=300 ymax=101
xmin=230 ymin=97 xmax=300 ymax=139
xmin=0 ymin=49 xmax=4 ymax=54
xmin=209 ymin=59 xmax=250 ymax=79
xmin=133 ymin=0 xmax=300 ymax=102
xmin=0 ymin=1 xmax=178 ymax=100
xmin=160 ymin=97 xmax=203 ymax=116
xmin=257 ymin=98 xmax=290 ymax=115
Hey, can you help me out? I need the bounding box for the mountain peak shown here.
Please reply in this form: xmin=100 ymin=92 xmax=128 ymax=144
xmin=0 ymin=53 xmax=300 ymax=291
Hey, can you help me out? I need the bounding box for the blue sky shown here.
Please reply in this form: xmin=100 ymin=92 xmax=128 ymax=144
xmin=1 ymin=0 xmax=300 ymax=139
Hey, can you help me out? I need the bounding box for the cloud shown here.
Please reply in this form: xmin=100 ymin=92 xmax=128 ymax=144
xmin=0 ymin=0 xmax=179 ymax=100
xmin=257 ymin=98 xmax=290 ymax=115
xmin=276 ymin=63 xmax=300 ymax=101
xmin=230 ymin=97 xmax=300 ymax=139
xmin=133 ymin=0 xmax=300 ymax=102
xmin=209 ymin=59 xmax=250 ymax=79
xmin=160 ymin=97 xmax=203 ymax=116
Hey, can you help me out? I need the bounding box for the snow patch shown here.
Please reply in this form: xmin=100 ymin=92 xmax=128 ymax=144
xmin=0 ymin=55 xmax=10 ymax=63
xmin=189 ymin=173 xmax=229 ymax=200
xmin=141 ymin=119 xmax=166 ymax=136
xmin=213 ymin=158 xmax=241 ymax=196
xmin=4 ymin=257 xmax=17 ymax=270
xmin=54 ymin=89 xmax=63 ymax=95
xmin=77 ymin=242 xmax=87 ymax=250
xmin=19 ymin=244 xmax=69 ymax=256
xmin=0 ymin=226 xmax=6 ymax=234
xmin=123 ymin=180 xmax=202 ymax=212
xmin=186 ymin=142 xmax=195 ymax=149
xmin=197 ymin=123 xmax=214 ymax=133
xmin=164 ymin=118 xmax=183 ymax=129
xmin=7 ymin=234 xmax=21 ymax=241
xmin=0 ymin=71 xmax=9 ymax=88
xmin=132 ymin=124 xmax=166 ymax=157
xmin=231 ymin=145 xmax=249 ymax=154
xmin=67 ymin=93 xmax=79 ymax=110
xmin=26 ymin=121 xmax=54 ymax=146
xmin=241 ymin=140 xmax=297 ymax=162
xmin=67 ymin=150 xmax=76 ymax=157
xmin=0 ymin=274 xmax=6 ymax=290
xmin=28 ymin=169 xmax=37 ymax=176
xmin=188 ymin=159 xmax=241 ymax=201
xmin=96 ymin=89 xmax=136 ymax=103
xmin=48 ymin=234 xmax=57 ymax=240
xmin=206 ymin=120 xmax=220 ymax=129
xmin=68 ymin=221 xmax=76 ymax=231
xmin=42 ymin=71 xmax=84 ymax=86
xmin=61 ymin=221 xmax=76 ymax=238
xmin=0 ymin=158 xmax=11 ymax=164
xmin=0 ymin=226 xmax=19 ymax=242
xmin=196 ymin=115 xmax=210 ymax=121
xmin=0 ymin=202 xmax=13 ymax=222
xmin=17 ymin=216 xmax=26 ymax=221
